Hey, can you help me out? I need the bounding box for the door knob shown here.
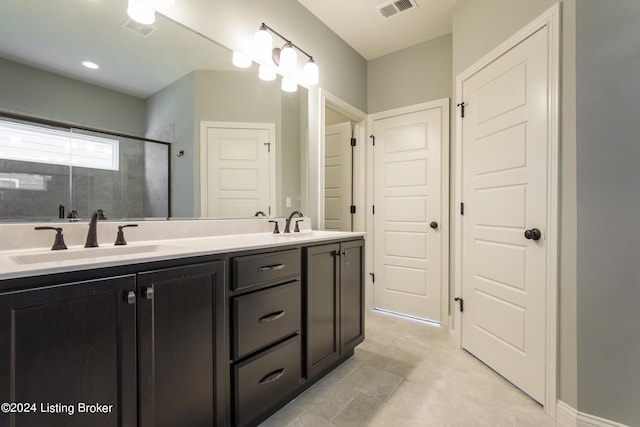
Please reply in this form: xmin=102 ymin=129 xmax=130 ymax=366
xmin=430 ymin=222 xmax=438 ymax=229
xmin=524 ymin=228 xmax=542 ymax=241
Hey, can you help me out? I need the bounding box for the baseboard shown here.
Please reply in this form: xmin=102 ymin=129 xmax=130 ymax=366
xmin=556 ymin=401 xmax=630 ymax=427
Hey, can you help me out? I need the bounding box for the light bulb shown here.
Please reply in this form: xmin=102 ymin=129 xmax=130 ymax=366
xmin=127 ymin=0 xmax=155 ymax=25
xmin=279 ymin=43 xmax=297 ymax=75
xmin=303 ymin=60 xmax=319 ymax=85
xmin=232 ymin=51 xmax=252 ymax=68
xmin=253 ymin=28 xmax=272 ymax=62
xmin=259 ymin=64 xmax=277 ymax=81
xmin=281 ymin=76 xmax=297 ymax=92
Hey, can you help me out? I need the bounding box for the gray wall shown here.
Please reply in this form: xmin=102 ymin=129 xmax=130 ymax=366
xmin=146 ymin=69 xmax=306 ymax=217
xmin=367 ymin=34 xmax=452 ymax=113
xmin=164 ymin=0 xmax=368 ymax=113
xmin=145 ymin=72 xmax=196 ymax=218
xmin=0 ymin=57 xmax=145 ymax=136
xmin=575 ymin=0 xmax=640 ymax=424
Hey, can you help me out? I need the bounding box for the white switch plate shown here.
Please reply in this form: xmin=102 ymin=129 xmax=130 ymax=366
xmin=285 ymin=197 xmax=292 ymax=208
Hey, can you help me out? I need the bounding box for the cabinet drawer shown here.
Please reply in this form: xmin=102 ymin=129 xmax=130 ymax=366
xmin=232 ymin=281 xmax=301 ymax=360
xmin=232 ymin=249 xmax=300 ymax=291
xmin=234 ymin=336 xmax=301 ymax=427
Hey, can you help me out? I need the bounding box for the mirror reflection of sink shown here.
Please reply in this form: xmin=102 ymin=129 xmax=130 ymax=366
xmin=10 ymin=244 xmax=185 ymax=265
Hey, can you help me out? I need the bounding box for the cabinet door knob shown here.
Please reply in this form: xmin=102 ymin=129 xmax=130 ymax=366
xmin=126 ymin=291 xmax=136 ymax=305
xmin=430 ymin=221 xmax=438 ymax=229
xmin=145 ymin=286 xmax=154 ymax=300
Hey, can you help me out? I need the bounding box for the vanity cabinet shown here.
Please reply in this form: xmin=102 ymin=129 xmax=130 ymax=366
xmin=0 ymin=275 xmax=137 ymax=427
xmin=0 ymin=235 xmax=364 ymax=427
xmin=0 ymin=258 xmax=225 ymax=427
xmin=304 ymin=239 xmax=365 ymax=380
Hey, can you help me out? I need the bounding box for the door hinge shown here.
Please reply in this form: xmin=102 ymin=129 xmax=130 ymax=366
xmin=369 ymin=272 xmax=375 ymax=283
xmin=268 ymin=206 xmax=271 ymax=215
xmin=350 ymin=205 xmax=356 ymax=214
xmin=454 ymin=297 xmax=464 ymax=312
xmin=457 ymin=102 xmax=466 ymax=118
xmin=264 ymin=141 xmax=271 ymax=152
xmin=350 ymin=137 xmax=356 ymax=147
xmin=460 ymin=202 xmax=464 ymax=215
xmin=372 ymin=205 xmax=375 ymax=215
xmin=369 ymin=134 xmax=375 ymax=146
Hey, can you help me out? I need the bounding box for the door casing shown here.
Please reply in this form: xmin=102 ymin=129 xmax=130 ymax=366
xmin=453 ymin=4 xmax=560 ymax=416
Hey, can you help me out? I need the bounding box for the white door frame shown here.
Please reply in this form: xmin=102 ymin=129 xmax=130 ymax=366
xmin=316 ymin=89 xmax=367 ymax=232
xmin=199 ymin=121 xmax=276 ymax=218
xmin=453 ymin=4 xmax=559 ymax=416
xmin=367 ymin=98 xmax=450 ymax=325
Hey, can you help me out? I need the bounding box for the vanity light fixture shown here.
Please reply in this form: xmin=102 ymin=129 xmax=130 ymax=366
xmin=127 ymin=0 xmax=175 ymax=25
xmin=232 ymin=22 xmax=319 ymax=91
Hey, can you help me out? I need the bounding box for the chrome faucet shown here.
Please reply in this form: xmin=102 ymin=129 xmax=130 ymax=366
xmin=85 ymin=209 xmax=106 ymax=248
xmin=283 ymin=211 xmax=303 ymax=233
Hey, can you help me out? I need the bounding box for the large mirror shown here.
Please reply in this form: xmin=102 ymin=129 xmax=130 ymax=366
xmin=0 ymin=0 xmax=307 ymax=222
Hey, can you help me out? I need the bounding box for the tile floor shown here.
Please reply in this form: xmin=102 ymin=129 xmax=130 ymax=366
xmin=260 ymin=310 xmax=557 ymax=427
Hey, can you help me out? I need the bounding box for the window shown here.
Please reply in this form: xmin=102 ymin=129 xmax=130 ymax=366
xmin=0 ymin=120 xmax=119 ymax=171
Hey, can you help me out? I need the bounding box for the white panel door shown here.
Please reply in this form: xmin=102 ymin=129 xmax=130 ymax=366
xmin=373 ymin=107 xmax=443 ymax=322
xmin=324 ymin=122 xmax=352 ymax=231
xmin=205 ymin=126 xmax=271 ymax=218
xmin=460 ymin=27 xmax=549 ymax=402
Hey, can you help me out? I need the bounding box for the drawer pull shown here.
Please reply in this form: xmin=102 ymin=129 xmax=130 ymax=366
xmin=258 ymin=310 xmax=285 ymax=324
xmin=258 ymin=263 xmax=285 ymax=272
xmin=258 ymin=368 xmax=286 ymax=386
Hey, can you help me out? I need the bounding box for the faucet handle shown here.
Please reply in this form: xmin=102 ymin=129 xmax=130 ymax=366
xmin=268 ymin=220 xmax=280 ymax=234
xmin=294 ymin=220 xmax=303 ymax=233
xmin=35 ymin=226 xmax=68 ymax=250
xmin=115 ymin=224 xmax=138 ymax=246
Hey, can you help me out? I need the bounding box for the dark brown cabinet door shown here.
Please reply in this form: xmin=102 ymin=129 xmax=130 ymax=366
xmin=304 ymin=240 xmax=365 ymax=381
xmin=137 ymin=261 xmax=225 ymax=427
xmin=0 ymin=275 xmax=137 ymax=427
xmin=340 ymin=240 xmax=365 ymax=353
xmin=304 ymin=243 xmax=340 ymax=380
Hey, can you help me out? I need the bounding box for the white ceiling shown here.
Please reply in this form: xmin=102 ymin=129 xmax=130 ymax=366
xmin=0 ymin=0 xmax=234 ymax=98
xmin=296 ymin=0 xmax=458 ymax=60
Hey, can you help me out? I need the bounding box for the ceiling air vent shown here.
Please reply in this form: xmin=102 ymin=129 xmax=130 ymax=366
xmin=376 ymin=0 xmax=418 ymax=20
xmin=121 ymin=18 xmax=158 ymax=38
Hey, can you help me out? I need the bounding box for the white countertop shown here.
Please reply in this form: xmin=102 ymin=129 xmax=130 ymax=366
xmin=0 ymin=230 xmax=366 ymax=281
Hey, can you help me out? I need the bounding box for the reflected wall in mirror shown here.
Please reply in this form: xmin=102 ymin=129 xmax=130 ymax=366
xmin=0 ymin=0 xmax=307 ymax=222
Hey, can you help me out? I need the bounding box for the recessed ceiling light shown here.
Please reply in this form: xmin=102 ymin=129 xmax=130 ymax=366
xmin=82 ymin=61 xmax=99 ymax=70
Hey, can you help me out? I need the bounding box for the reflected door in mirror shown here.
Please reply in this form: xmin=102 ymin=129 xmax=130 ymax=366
xmin=200 ymin=123 xmax=275 ymax=218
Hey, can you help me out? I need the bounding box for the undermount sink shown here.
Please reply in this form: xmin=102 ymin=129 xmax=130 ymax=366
xmin=10 ymin=244 xmax=184 ymax=265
